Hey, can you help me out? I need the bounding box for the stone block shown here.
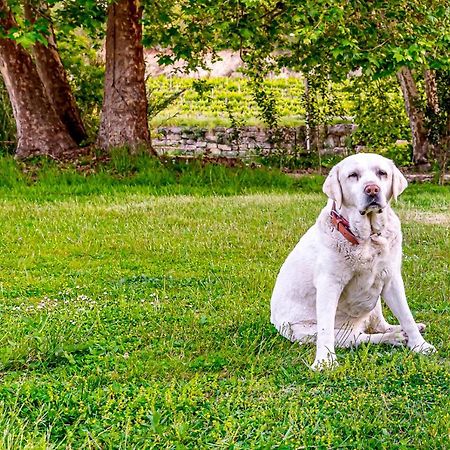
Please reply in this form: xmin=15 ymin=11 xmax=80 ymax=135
xmin=167 ymin=126 xmax=182 ymax=134
xmin=166 ymin=134 xmax=180 ymax=142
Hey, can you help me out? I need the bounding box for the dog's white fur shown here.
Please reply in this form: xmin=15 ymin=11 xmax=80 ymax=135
xmin=270 ymin=153 xmax=435 ymax=369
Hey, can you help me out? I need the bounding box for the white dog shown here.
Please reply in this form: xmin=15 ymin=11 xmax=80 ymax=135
xmin=270 ymin=153 xmax=435 ymax=369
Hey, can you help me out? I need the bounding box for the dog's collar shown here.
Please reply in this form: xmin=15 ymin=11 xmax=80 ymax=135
xmin=330 ymin=202 xmax=359 ymax=245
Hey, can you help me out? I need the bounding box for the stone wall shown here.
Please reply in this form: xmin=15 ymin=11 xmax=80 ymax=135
xmin=152 ymin=124 xmax=356 ymax=158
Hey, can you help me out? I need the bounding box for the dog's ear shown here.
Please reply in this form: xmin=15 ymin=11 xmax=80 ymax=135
xmin=391 ymin=164 xmax=408 ymax=201
xmin=323 ymin=166 xmax=343 ymax=209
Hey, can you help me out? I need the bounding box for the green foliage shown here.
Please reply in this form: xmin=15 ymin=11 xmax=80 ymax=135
xmin=146 ymin=75 xmax=414 ymax=167
xmin=223 ymin=98 xmax=245 ymax=150
xmin=344 ymin=75 xmax=412 ymax=158
xmin=147 ymin=76 xmax=322 ymax=128
xmin=147 ymin=86 xmax=186 ymax=122
xmin=50 ymin=0 xmax=106 ymax=39
xmin=299 ymin=72 xmax=348 ymax=169
xmin=147 ymin=76 xmax=305 ymax=127
xmin=303 ymin=73 xmax=347 ymax=131
xmin=250 ymin=75 xmax=280 ymax=132
xmin=2 ymin=2 xmax=51 ymax=48
xmin=382 ymin=143 xmax=414 ymax=168
xmin=257 ymin=148 xmax=345 ymax=171
xmin=0 ymin=163 xmax=448 ymax=447
xmin=56 ymin=28 xmax=104 ymax=140
xmin=152 ymin=1 xmax=450 ymax=80
xmin=0 ymin=59 xmax=414 ymax=165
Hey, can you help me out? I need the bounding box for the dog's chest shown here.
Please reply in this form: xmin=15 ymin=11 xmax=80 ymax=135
xmin=338 ymin=243 xmax=392 ymax=317
xmin=344 ymin=233 xmax=393 ymax=266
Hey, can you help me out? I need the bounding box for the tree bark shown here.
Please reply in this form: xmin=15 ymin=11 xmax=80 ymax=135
xmin=431 ymin=70 xmax=449 ymax=184
xmin=97 ymin=0 xmax=154 ymax=153
xmin=24 ymin=1 xmax=88 ymax=144
xmin=0 ymin=0 xmax=77 ymax=159
xmin=396 ymin=67 xmax=429 ymax=164
xmin=424 ymin=69 xmax=440 ymax=116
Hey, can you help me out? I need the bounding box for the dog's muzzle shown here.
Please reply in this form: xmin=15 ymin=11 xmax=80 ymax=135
xmin=360 ymin=200 xmax=384 ymax=215
xmin=360 ymin=184 xmax=385 ymax=215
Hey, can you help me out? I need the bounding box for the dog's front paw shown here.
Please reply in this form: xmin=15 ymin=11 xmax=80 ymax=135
xmin=409 ymin=340 xmax=436 ymax=355
xmin=311 ymin=353 xmax=338 ymax=371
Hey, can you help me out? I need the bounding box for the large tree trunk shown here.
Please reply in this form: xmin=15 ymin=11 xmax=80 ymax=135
xmin=397 ymin=67 xmax=429 ymax=164
xmin=24 ymin=1 xmax=88 ymax=144
xmin=0 ymin=0 xmax=77 ymax=159
xmin=97 ymin=0 xmax=154 ymax=153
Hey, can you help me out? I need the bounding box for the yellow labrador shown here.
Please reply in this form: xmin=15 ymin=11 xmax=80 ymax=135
xmin=270 ymin=153 xmax=435 ymax=369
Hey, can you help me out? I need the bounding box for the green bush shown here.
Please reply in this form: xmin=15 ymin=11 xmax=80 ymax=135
xmin=382 ymin=142 xmax=414 ymax=167
xmin=57 ymin=29 xmax=105 ymax=141
xmin=344 ymin=76 xmax=411 ymax=154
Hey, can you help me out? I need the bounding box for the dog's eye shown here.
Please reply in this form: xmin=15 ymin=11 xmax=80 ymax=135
xmin=348 ymin=172 xmax=359 ymax=179
xmin=377 ymin=169 xmax=387 ymax=178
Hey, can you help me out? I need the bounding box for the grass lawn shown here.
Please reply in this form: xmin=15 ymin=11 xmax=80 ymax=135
xmin=0 ymin=158 xmax=448 ymax=448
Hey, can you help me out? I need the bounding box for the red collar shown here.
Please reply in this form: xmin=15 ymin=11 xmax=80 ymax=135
xmin=330 ymin=202 xmax=359 ymax=245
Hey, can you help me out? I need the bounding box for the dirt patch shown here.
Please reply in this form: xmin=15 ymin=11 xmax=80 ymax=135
xmin=399 ymin=210 xmax=450 ymax=225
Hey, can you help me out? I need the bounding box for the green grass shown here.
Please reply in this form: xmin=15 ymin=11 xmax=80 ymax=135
xmin=0 ymin=157 xmax=448 ymax=448
xmin=0 ymin=152 xmax=324 ymax=201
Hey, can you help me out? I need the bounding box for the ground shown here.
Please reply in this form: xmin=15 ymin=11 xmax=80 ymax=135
xmin=0 ymin=161 xmax=448 ymax=448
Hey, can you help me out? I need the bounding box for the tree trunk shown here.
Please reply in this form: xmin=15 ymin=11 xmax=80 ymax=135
xmin=0 ymin=0 xmax=77 ymax=159
xmin=24 ymin=1 xmax=88 ymax=144
xmin=424 ymin=69 xmax=440 ymax=116
xmin=97 ymin=0 xmax=154 ymax=153
xmin=432 ymin=70 xmax=449 ymax=184
xmin=396 ymin=67 xmax=429 ymax=164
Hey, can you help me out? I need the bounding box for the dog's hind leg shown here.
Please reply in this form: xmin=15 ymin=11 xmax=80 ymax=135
xmin=368 ymin=298 xmax=398 ymax=332
xmin=335 ymin=323 xmax=408 ymax=348
xmin=368 ymin=298 xmax=425 ymax=334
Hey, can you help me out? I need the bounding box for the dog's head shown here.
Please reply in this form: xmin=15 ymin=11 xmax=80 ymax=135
xmin=323 ymin=153 xmax=407 ymax=214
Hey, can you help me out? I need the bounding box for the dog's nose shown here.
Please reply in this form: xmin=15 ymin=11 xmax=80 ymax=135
xmin=364 ymin=184 xmax=380 ymax=197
